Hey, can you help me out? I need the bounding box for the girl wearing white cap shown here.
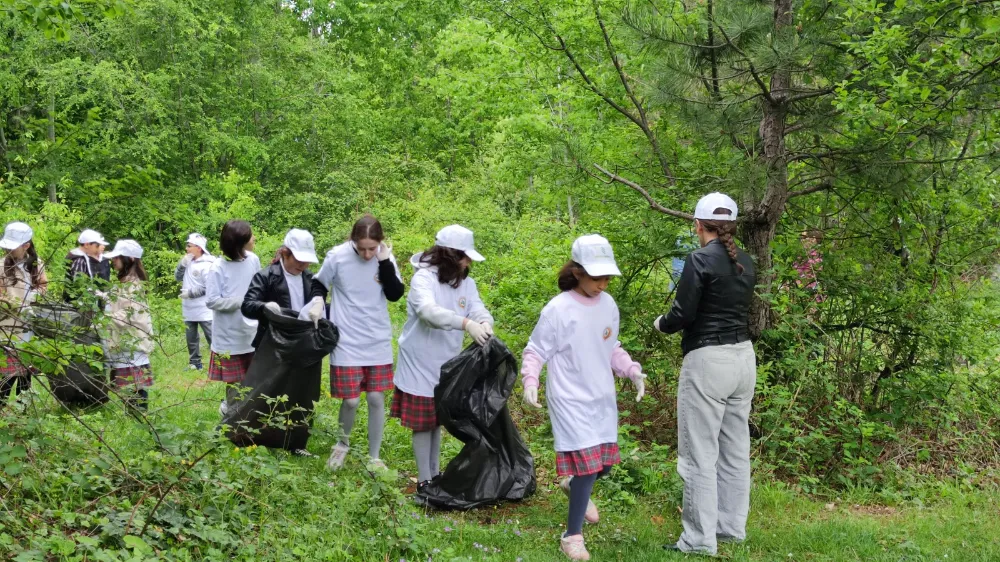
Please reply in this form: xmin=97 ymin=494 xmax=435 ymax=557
xmin=105 ymin=240 xmax=155 ymax=410
xmin=0 ymin=222 xmax=47 ymax=406
xmin=653 ymin=192 xmax=756 ymax=556
xmin=316 ymin=215 xmax=405 ymax=471
xmin=392 ymin=224 xmax=494 ymax=492
xmin=205 ymin=220 xmax=261 ymax=415
xmin=175 ymin=233 xmax=215 ymax=370
xmin=520 ymin=234 xmax=646 ymax=561
xmin=64 ymin=228 xmax=110 ymax=308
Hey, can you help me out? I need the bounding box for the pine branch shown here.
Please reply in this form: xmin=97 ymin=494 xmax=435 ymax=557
xmin=592 ymin=164 xmax=693 ymax=220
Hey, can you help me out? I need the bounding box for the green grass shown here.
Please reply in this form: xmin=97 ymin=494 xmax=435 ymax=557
xmin=5 ymin=335 xmax=1000 ymax=561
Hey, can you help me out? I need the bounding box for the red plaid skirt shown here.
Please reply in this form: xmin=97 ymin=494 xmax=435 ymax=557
xmin=556 ymin=443 xmax=621 ymax=476
xmin=330 ymin=364 xmax=394 ymax=398
xmin=0 ymin=351 xmax=28 ymax=378
xmin=390 ymin=387 xmax=438 ymax=431
xmin=208 ymin=351 xmax=254 ymax=383
xmin=111 ymin=364 xmax=153 ymax=390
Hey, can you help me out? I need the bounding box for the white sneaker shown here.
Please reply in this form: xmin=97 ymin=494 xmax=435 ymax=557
xmin=326 ymin=443 xmax=349 ymax=470
xmin=560 ymin=477 xmax=599 ymax=523
xmin=188 ymin=364 xmax=199 ymax=371
xmin=292 ymin=448 xmax=315 ymax=458
xmin=367 ymin=458 xmax=388 ymax=471
xmin=560 ymin=534 xmax=591 ymax=561
xmin=218 ymin=400 xmax=228 ymax=417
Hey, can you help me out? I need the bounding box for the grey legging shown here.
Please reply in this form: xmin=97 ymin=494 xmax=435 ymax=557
xmin=336 ymin=391 xmax=386 ymax=459
xmin=184 ymin=320 xmax=212 ymax=368
xmin=412 ymin=427 xmax=442 ymax=483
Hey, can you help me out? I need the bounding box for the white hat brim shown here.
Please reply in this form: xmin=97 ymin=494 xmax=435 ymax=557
xmin=582 ymin=262 xmax=621 ymax=277
xmin=0 ymin=238 xmax=23 ymax=250
xmin=104 ymin=250 xmax=122 ymax=259
xmin=290 ymin=249 xmax=318 ymax=264
xmin=465 ymin=249 xmax=485 ymax=262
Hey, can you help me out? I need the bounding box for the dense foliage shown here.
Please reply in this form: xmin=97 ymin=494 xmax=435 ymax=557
xmin=2 ymin=0 xmax=1000 ymax=559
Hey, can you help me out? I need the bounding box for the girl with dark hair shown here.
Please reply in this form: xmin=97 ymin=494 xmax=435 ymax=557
xmin=520 ymin=235 xmax=646 ymax=561
xmin=104 ymin=240 xmax=155 ymax=410
xmin=392 ymin=225 xmax=494 ymax=491
xmin=206 ymin=220 xmax=260 ymax=416
xmin=317 ymin=215 xmax=404 ymax=471
xmin=653 ymin=193 xmax=757 ymax=556
xmin=0 ymin=222 xmax=47 ymax=406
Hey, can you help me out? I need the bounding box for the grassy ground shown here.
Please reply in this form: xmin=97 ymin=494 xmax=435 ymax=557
xmin=7 ymin=335 xmax=1000 ymax=561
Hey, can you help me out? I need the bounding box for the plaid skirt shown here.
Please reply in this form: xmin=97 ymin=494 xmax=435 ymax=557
xmin=390 ymin=387 xmax=438 ymax=432
xmin=0 ymin=351 xmax=28 ymax=378
xmin=208 ymin=351 xmax=254 ymax=383
xmin=556 ymin=443 xmax=621 ymax=476
xmin=111 ymin=364 xmax=153 ymax=391
xmin=330 ymin=364 xmax=394 ymax=399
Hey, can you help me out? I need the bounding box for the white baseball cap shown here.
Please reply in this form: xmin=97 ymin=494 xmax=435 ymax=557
xmin=284 ymin=228 xmax=318 ymax=263
xmin=186 ymin=233 xmax=209 ymax=253
xmin=435 ymin=225 xmax=484 ymax=262
xmin=0 ymin=222 xmax=33 ymax=250
xmin=105 ymin=239 xmax=144 ymax=259
xmin=694 ymin=192 xmax=738 ymax=221
xmin=78 ymin=229 xmax=108 ymax=246
xmin=571 ymin=234 xmax=621 ymax=277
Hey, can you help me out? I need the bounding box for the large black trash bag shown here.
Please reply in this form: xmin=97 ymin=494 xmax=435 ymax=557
xmin=223 ymin=308 xmax=338 ymax=451
xmin=28 ymin=303 xmax=109 ymax=407
xmin=419 ymin=337 xmax=537 ymax=510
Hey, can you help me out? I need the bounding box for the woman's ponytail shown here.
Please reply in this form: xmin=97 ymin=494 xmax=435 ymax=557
xmin=700 ymin=214 xmax=745 ymax=274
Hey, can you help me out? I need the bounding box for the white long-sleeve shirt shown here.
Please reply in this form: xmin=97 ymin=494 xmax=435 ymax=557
xmin=394 ymin=254 xmax=493 ymax=397
xmin=178 ymin=254 xmax=216 ymax=322
xmin=315 ymin=242 xmax=402 ymax=367
xmin=520 ymin=290 xmax=641 ymax=451
xmin=205 ymin=252 xmax=260 ymax=355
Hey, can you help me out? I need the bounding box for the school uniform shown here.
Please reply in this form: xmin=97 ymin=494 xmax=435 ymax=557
xmin=205 ymin=252 xmax=261 ymax=384
xmin=392 ymin=254 xmax=493 ymax=431
xmin=316 ymin=242 xmax=404 ymax=399
xmin=105 ymin=278 xmax=155 ymax=391
xmin=521 ymin=290 xmax=641 ymax=476
xmin=176 ymin=253 xmax=216 ymax=368
xmin=0 ymin=259 xmax=44 ymax=402
xmin=241 ymin=262 xmax=328 ymax=348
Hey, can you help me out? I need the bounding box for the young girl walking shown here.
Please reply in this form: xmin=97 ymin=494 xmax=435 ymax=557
xmin=104 ymin=240 xmax=155 ymax=410
xmin=316 ymin=215 xmax=405 ymax=471
xmin=392 ymin=225 xmax=494 ymax=491
xmin=0 ymin=222 xmax=48 ymax=406
xmin=205 ymin=220 xmax=261 ymax=416
xmin=520 ymin=235 xmax=646 ymax=561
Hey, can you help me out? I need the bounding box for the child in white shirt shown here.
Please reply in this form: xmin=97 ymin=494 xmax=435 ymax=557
xmin=392 ymin=225 xmax=494 ymax=492
xmin=520 ymin=235 xmax=646 ymax=561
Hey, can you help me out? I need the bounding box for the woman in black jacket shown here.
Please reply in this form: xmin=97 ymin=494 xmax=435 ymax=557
xmin=242 ymin=229 xmax=328 ymax=350
xmin=654 ymin=193 xmax=757 ymax=557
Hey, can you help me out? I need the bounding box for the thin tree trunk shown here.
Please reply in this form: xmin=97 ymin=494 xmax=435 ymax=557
xmin=0 ymin=121 xmax=11 ymax=174
xmin=47 ymin=93 xmax=57 ymax=203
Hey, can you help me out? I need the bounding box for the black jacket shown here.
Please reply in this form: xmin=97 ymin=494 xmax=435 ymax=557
xmin=63 ymin=249 xmax=111 ymax=307
xmin=656 ymin=239 xmax=756 ymax=355
xmin=242 ymin=263 xmax=329 ymax=348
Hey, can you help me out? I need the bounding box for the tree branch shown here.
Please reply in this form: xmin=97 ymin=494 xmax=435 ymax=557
xmin=787 ymin=180 xmax=832 ymax=198
xmin=592 ymin=164 xmax=693 ymax=220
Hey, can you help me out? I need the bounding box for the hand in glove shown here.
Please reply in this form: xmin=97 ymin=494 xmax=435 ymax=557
xmin=376 ymin=242 xmax=392 ymax=261
xmin=631 ymin=372 xmax=647 ymax=402
xmin=464 ymin=319 xmax=490 ymax=346
xmin=653 ymin=315 xmax=665 ymax=333
xmin=306 ymin=296 xmax=325 ymax=328
xmin=481 ymin=322 xmax=494 ymax=337
xmin=523 ymin=385 xmax=542 ymax=408
xmin=179 ymin=254 xmax=194 ymax=267
xmin=264 ymin=302 xmax=281 ymax=315
xmin=178 ymin=289 xmax=191 ymax=299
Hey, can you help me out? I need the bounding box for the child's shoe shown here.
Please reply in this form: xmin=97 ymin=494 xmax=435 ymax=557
xmin=559 ymin=476 xmax=599 ymax=523
xmin=560 ymin=533 xmax=591 ymax=560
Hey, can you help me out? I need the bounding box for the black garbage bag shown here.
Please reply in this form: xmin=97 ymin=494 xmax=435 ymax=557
xmin=418 ymin=337 xmax=536 ymax=510
xmin=27 ymin=303 xmax=109 ymax=407
xmin=223 ymin=308 xmax=338 ymax=451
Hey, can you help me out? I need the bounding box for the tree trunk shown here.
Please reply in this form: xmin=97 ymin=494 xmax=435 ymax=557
xmin=740 ymin=219 xmax=777 ymax=339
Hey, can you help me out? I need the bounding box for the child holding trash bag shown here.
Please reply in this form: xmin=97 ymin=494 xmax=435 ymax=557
xmin=1 ymin=222 xmax=47 ymax=407
xmin=316 ymin=215 xmax=404 ymax=471
xmin=520 ymin=234 xmax=646 ymax=561
xmin=104 ymin=240 xmax=155 ymax=411
xmin=241 ymin=228 xmax=327 ymax=456
xmin=392 ymin=225 xmax=494 ymax=492
xmin=205 ymin=220 xmax=260 ymax=417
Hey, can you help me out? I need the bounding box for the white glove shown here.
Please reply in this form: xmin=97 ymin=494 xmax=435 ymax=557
xmin=178 ymin=289 xmax=191 ymax=299
xmin=464 ymin=320 xmax=490 ymax=346
xmin=306 ymin=296 xmax=325 ymax=328
xmin=631 ymin=372 xmax=647 ymax=402
xmin=264 ymin=302 xmax=281 ymax=315
xmin=653 ymin=315 xmax=664 ymax=333
xmin=376 ymin=242 xmax=392 ymax=261
xmin=523 ymin=386 xmax=542 ymax=408
xmin=180 ymin=254 xmax=194 ymax=267
xmin=481 ymin=322 xmax=494 ymax=336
